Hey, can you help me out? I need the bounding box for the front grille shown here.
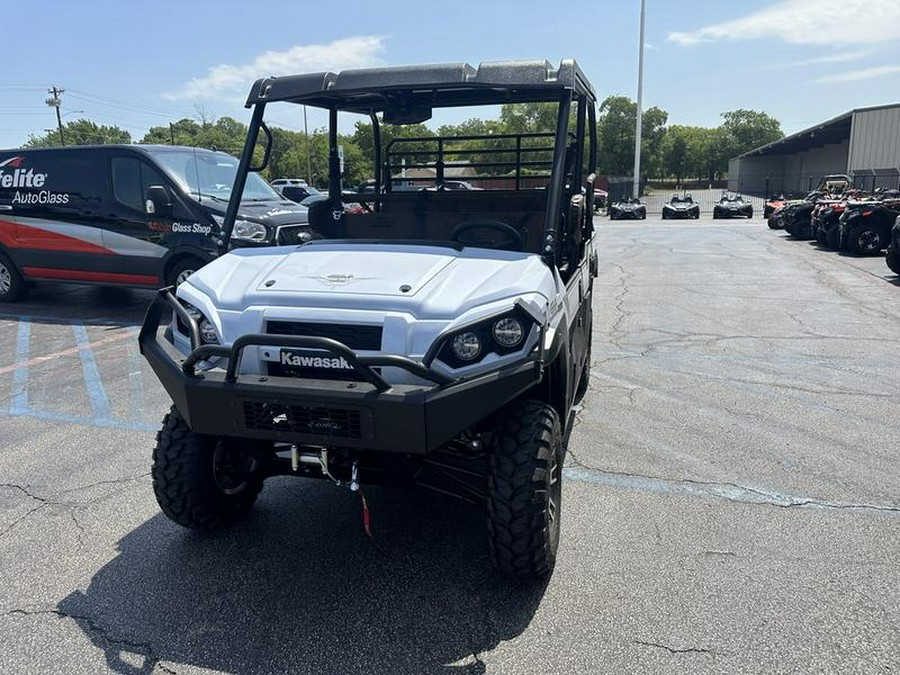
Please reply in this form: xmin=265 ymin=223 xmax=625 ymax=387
xmin=267 ymin=359 xmax=367 ymax=382
xmin=277 ymin=225 xmax=313 ymax=245
xmin=266 ymin=321 xmax=382 ymax=350
xmin=242 ymin=401 xmax=362 ymax=439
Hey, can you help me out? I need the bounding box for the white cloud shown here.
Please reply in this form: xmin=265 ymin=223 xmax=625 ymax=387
xmin=814 ymin=64 xmax=900 ymax=84
xmin=668 ymin=0 xmax=900 ymax=46
xmin=761 ymin=49 xmax=874 ymax=70
xmin=165 ymin=36 xmax=386 ymax=101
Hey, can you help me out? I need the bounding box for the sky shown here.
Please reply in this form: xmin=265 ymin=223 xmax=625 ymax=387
xmin=2 ymin=0 xmax=900 ymax=149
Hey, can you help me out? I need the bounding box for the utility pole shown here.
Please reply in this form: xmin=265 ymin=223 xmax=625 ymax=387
xmin=303 ymin=105 xmax=312 ymax=182
xmin=632 ymin=0 xmax=646 ymax=199
xmin=45 ymin=86 xmax=66 ymax=146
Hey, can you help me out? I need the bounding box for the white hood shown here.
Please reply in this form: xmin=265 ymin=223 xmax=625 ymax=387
xmin=187 ymin=242 xmax=556 ymax=320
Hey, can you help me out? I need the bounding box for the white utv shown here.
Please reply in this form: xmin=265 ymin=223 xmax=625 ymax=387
xmin=139 ymin=59 xmax=599 ymax=578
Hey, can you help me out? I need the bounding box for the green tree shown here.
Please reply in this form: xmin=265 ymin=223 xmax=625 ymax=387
xmin=499 ymin=102 xmax=559 ymax=134
xmin=140 ymin=116 xmax=249 ymax=154
xmin=720 ymin=109 xmax=783 ymax=159
xmin=596 ymin=95 xmax=668 ymax=177
xmin=24 ymin=119 xmax=131 ymax=148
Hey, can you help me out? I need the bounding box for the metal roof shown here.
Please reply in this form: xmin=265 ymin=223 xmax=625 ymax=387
xmin=734 ymin=103 xmax=900 ymax=160
xmin=244 ymin=59 xmax=597 ymax=112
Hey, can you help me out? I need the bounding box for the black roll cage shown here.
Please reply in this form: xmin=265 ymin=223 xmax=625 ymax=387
xmin=222 ymin=60 xmax=597 ymax=268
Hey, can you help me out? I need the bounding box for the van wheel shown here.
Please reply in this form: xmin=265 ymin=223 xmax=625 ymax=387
xmin=487 ymin=399 xmax=563 ymax=578
xmin=166 ymin=257 xmax=204 ymax=287
xmin=153 ymin=406 xmax=264 ymax=530
xmin=0 ymin=253 xmax=26 ymax=302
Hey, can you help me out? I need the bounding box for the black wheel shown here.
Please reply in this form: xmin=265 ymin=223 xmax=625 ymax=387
xmin=712 ymin=211 xmax=720 ymax=220
xmin=848 ymin=227 xmax=884 ymax=255
xmin=815 ymin=226 xmax=828 ymax=245
xmin=487 ymin=399 xmax=563 ymax=578
xmin=767 ymin=216 xmax=780 ymax=230
xmin=886 ymin=248 xmax=900 ymax=275
xmin=0 ymin=252 xmax=26 ymax=303
xmin=661 ymin=211 xmax=668 ymax=220
xmin=153 ymin=406 xmax=265 ymax=530
xmin=166 ymin=257 xmax=205 ymax=287
xmin=825 ymin=226 xmax=840 ymax=249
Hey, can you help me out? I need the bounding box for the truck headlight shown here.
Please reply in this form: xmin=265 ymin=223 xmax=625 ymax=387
xmin=492 ymin=317 xmax=524 ymax=347
xmin=451 ymin=332 xmax=482 ymax=361
xmin=434 ymin=308 xmax=536 ymax=368
xmin=180 ymin=302 xmax=220 ymax=345
xmin=231 ymin=220 xmax=269 ymax=243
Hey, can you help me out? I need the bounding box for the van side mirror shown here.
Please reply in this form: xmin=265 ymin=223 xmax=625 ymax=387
xmin=145 ymin=185 xmax=172 ymax=217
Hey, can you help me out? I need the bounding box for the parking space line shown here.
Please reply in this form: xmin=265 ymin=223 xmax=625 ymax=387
xmin=72 ymin=325 xmax=113 ymax=425
xmin=0 ymin=328 xmax=134 ymax=377
xmin=9 ymin=318 xmax=30 ymax=414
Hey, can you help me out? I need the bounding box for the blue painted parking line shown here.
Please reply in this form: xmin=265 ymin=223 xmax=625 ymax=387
xmin=9 ymin=318 xmax=30 ymax=415
xmin=2 ymin=320 xmax=156 ymax=433
xmin=72 ymin=324 xmax=114 ymax=426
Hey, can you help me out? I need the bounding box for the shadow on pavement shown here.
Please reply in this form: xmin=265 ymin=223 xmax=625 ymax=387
xmin=0 ymin=283 xmax=154 ymax=326
xmin=57 ymin=478 xmax=548 ymax=674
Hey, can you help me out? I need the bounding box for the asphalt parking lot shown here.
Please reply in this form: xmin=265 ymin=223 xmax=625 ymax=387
xmin=1 ymin=217 xmax=898 ymax=674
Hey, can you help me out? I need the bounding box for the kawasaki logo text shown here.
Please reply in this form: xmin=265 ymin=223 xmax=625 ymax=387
xmin=281 ymin=351 xmax=352 ymax=370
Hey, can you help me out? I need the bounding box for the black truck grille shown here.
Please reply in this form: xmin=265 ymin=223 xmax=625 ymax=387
xmin=266 ymin=321 xmax=383 ymax=350
xmin=242 ymin=401 xmax=362 ymax=439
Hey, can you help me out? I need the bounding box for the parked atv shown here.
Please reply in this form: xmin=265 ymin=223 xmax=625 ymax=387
xmin=782 ymin=201 xmax=816 ymax=239
xmin=839 ymin=199 xmax=900 ymax=255
xmin=885 ymin=216 xmax=900 ymax=274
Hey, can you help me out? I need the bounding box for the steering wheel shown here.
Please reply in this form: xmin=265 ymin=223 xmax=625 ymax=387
xmin=450 ymin=220 xmax=524 ymax=251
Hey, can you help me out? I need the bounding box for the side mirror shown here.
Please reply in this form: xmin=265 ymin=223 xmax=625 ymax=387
xmin=145 ymin=185 xmax=172 ymax=217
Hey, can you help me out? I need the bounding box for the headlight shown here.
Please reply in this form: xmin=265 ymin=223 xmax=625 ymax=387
xmin=231 ymin=220 xmax=269 ymax=242
xmin=180 ymin=302 xmax=220 ymax=345
xmin=435 ymin=308 xmax=536 ymax=368
xmin=199 ymin=319 xmax=219 ymax=344
xmin=451 ymin=332 xmax=482 ymax=361
xmin=493 ymin=317 xmax=524 ymax=347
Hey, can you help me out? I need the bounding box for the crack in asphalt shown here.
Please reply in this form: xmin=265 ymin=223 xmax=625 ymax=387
xmin=0 ymin=483 xmax=49 ymax=503
xmin=0 ymin=473 xmax=150 ymax=542
xmin=564 ymin=452 xmax=900 ymax=516
xmin=633 ymin=639 xmax=716 ymax=656
xmin=6 ymin=607 xmax=172 ymax=673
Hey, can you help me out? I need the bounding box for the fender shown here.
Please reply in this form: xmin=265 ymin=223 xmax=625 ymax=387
xmin=160 ymin=245 xmax=218 ymax=273
xmin=538 ymin=318 xmax=571 ymax=427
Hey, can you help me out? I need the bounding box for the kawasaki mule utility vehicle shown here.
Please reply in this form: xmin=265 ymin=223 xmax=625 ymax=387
xmin=139 ymin=59 xmax=599 ymax=578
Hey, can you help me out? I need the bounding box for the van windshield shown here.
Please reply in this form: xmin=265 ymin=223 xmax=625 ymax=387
xmin=145 ymin=148 xmax=282 ymax=203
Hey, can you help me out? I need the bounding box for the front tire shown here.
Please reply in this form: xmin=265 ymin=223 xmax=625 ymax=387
xmin=153 ymin=407 xmax=264 ymax=530
xmin=166 ymin=257 xmax=205 ymax=288
xmin=487 ymin=399 xmax=563 ymax=578
xmin=886 ymin=248 xmax=900 ymax=275
xmin=848 ymin=227 xmax=885 ymax=255
xmin=0 ymin=252 xmax=26 ymax=302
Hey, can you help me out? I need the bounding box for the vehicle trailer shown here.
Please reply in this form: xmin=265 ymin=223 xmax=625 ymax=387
xmin=139 ymin=59 xmax=599 ymax=578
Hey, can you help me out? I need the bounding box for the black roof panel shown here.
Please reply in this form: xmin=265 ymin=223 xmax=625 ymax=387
xmin=245 ymin=59 xmax=596 ymax=112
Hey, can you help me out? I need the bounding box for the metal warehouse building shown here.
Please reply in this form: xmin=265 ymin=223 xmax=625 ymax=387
xmin=728 ymin=103 xmax=900 ymax=196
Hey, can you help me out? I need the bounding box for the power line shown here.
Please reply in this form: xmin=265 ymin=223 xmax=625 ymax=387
xmin=67 ymin=89 xmax=197 ymax=119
